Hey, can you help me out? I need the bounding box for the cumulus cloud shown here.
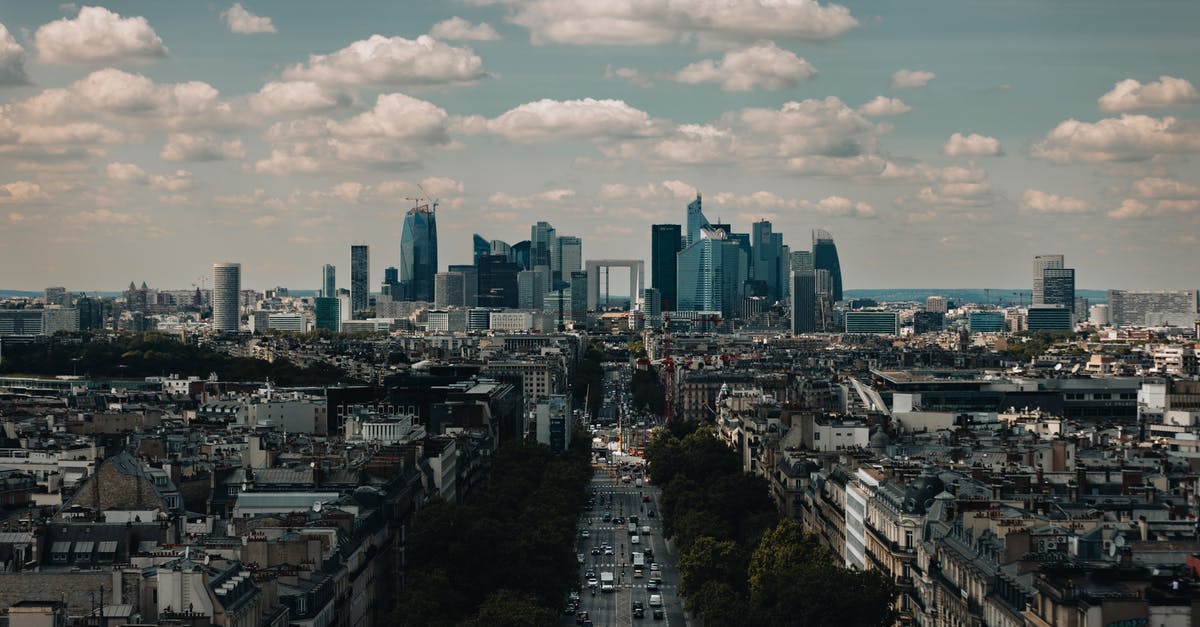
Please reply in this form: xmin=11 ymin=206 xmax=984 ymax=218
xmin=249 ymin=81 xmax=350 ymax=116
xmin=1019 ymin=189 xmax=1090 ymax=214
xmin=897 ymin=182 xmax=997 ymax=208
xmin=1108 ymin=197 xmax=1200 ymax=220
xmin=480 ymin=98 xmax=659 ymax=142
xmin=221 ymin=4 xmax=276 ymax=35
xmin=489 ymin=0 xmax=858 ymax=46
xmin=712 ymin=190 xmax=875 ymax=218
xmin=489 ymin=188 xmax=576 ymax=209
xmin=1031 ymin=114 xmax=1200 ymax=164
xmin=0 ymin=23 xmax=31 ymax=86
xmin=63 ymin=208 xmax=147 ymax=226
xmin=673 ymin=42 xmax=815 ymax=91
xmin=35 ymin=6 xmax=168 ymax=65
xmin=1131 ymin=176 xmax=1200 ymax=199
xmin=599 ymin=180 xmax=695 ymax=201
xmin=890 ymin=69 xmax=934 ymax=89
xmin=283 ymin=35 xmax=486 ymax=87
xmin=160 ymin=133 xmax=245 ymax=161
xmin=106 ymin=161 xmax=195 ymax=191
xmin=1098 ymin=76 xmax=1200 ymax=112
xmin=604 ymin=66 xmax=656 ymax=88
xmin=430 ymin=17 xmax=501 ymax=41
xmin=0 ymin=180 xmax=52 ymax=204
xmin=254 ymin=92 xmax=452 ymax=174
xmin=943 ymin=132 xmax=1002 ymax=157
xmin=857 ymin=96 xmax=910 ymax=116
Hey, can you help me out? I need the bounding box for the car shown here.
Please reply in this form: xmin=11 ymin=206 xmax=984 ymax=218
xmin=577 ymin=553 xmax=585 ymax=564
xmin=605 ymin=546 xmax=614 ymax=555
xmin=581 ymin=530 xmax=590 ymax=538
xmin=603 ymin=512 xmax=612 ymax=522
xmin=632 ymin=601 xmax=645 ymax=619
xmin=591 ymin=547 xmax=602 ymax=555
xmin=576 ymin=610 xmax=590 ymax=624
xmin=650 ymin=562 xmax=660 ymax=572
xmin=649 ymin=594 xmax=663 ymax=607
xmin=586 ymin=578 xmax=598 ymax=589
xmin=585 ymin=570 xmax=596 ymax=579
xmin=646 ymin=580 xmax=659 ymax=591
xmin=647 ymin=509 xmax=656 ymax=518
xmin=653 ymin=608 xmax=664 ymax=620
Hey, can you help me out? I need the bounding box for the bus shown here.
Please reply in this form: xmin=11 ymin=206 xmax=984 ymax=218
xmin=632 ymin=551 xmax=645 ymax=578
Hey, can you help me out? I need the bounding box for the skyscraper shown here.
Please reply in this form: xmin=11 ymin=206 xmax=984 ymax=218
xmin=552 ymin=235 xmax=582 ymax=285
xmin=382 ymin=266 xmax=400 ymax=298
xmin=472 ymin=234 xmax=491 ymax=264
xmin=448 ymin=264 xmax=479 ymax=307
xmin=1032 ymin=254 xmax=1064 ymax=305
xmin=1042 ymin=267 xmax=1076 ymax=313
xmin=518 ymin=268 xmax=547 ymax=310
xmin=314 ymin=297 xmax=340 ymax=331
xmin=651 ymin=224 xmax=682 ymax=311
xmin=676 ymin=227 xmax=746 ymax=318
xmin=212 ymin=262 xmax=241 ymax=333
xmin=511 ymin=240 xmax=532 ymax=271
xmin=400 ymin=203 xmax=437 ymax=302
xmin=477 ymin=254 xmax=519 ymax=308
xmin=321 ymin=264 xmax=336 ymax=298
xmin=752 ymin=220 xmax=785 ymax=302
xmin=791 ymin=270 xmax=816 ymax=334
xmin=685 ymin=193 xmax=709 ymax=247
xmin=531 ymin=221 xmax=556 ymax=269
xmin=434 ymin=271 xmax=465 ymax=308
xmin=350 ymin=245 xmax=369 ymax=313
xmin=812 ymin=229 xmax=843 ymax=302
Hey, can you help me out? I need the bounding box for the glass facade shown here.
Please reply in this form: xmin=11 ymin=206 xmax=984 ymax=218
xmin=651 ymin=224 xmax=682 ymax=311
xmin=812 ymin=229 xmax=843 ymax=303
xmin=685 ymin=193 xmax=709 ymax=247
xmin=968 ymin=311 xmax=1006 ymax=333
xmin=676 ymin=229 xmax=746 ymax=318
xmin=844 ymin=311 xmax=899 ymax=335
xmin=399 ymin=206 xmax=437 ymax=302
xmin=350 ymin=245 xmax=369 ymax=312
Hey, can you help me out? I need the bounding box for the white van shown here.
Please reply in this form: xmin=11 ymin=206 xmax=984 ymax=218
xmin=631 ymin=535 xmax=640 ymax=544
xmin=649 ymin=594 xmax=663 ymax=607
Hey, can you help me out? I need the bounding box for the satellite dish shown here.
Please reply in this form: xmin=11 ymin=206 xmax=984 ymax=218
xmin=1055 ymin=363 xmax=1064 ymax=371
xmin=1114 ymin=534 xmax=1125 ymax=547
xmin=312 ymin=501 xmax=323 ymax=513
xmin=1109 ymin=542 xmax=1117 ymax=557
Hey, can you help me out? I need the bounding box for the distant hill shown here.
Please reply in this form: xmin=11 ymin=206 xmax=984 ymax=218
xmin=844 ymin=288 xmax=1108 ymax=306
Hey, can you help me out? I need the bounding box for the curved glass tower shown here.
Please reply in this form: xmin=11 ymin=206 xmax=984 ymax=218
xmin=400 ymin=204 xmax=438 ymax=302
xmin=472 ymin=234 xmax=490 ymax=264
xmin=685 ymin=193 xmax=709 ymax=247
xmin=812 ymin=229 xmax=843 ymax=302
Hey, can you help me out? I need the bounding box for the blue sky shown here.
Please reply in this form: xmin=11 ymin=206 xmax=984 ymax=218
xmin=1 ymin=0 xmax=1198 ymax=291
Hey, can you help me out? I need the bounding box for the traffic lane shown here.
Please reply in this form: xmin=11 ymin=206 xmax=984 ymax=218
xmin=584 ymin=473 xmax=621 ymax=626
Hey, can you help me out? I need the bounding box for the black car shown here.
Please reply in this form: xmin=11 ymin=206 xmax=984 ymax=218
xmin=647 ymin=509 xmax=656 ymax=518
xmin=653 ymin=608 xmax=664 ymax=620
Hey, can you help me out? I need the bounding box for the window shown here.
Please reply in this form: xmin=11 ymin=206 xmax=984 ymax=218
xmin=904 ymin=530 xmax=913 ymax=549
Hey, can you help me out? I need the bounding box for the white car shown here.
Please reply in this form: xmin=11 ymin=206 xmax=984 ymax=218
xmin=587 ymin=578 xmax=598 ymax=588
xmin=581 ymin=530 xmax=590 ymax=538
xmin=649 ymin=594 xmax=663 ymax=607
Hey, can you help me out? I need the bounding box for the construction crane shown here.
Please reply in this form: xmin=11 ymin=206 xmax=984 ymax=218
xmin=403 ymin=196 xmax=424 ymax=211
xmin=662 ymin=313 xmax=676 ymax=424
xmin=417 ymin=183 xmax=440 ymax=212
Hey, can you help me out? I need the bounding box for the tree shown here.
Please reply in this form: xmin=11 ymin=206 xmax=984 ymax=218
xmin=678 ymin=535 xmax=746 ymax=596
xmin=461 ymin=590 xmax=557 ymax=627
xmin=687 ymin=581 xmax=747 ymax=627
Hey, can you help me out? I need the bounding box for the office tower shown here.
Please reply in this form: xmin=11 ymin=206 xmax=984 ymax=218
xmin=553 ymin=235 xmax=582 ymax=285
xmin=400 ymin=202 xmax=437 ymax=302
xmin=913 ymin=311 xmax=945 ymax=334
xmin=1089 ymin=304 xmax=1111 ymax=325
xmin=511 ymin=240 xmax=532 ymax=271
xmin=968 ymin=311 xmax=1006 ymax=333
xmin=531 ymin=221 xmax=556 ymax=269
xmin=382 ymin=267 xmax=400 ymax=297
xmin=477 ymin=254 xmax=519 ymax=308
xmin=337 ymin=291 xmax=352 ymax=323
xmin=685 ymin=193 xmax=709 ymax=247
xmin=791 ymin=250 xmax=814 ymax=273
xmin=1107 ymin=290 xmax=1199 ymax=327
xmin=791 ymin=271 xmax=816 ymax=334
xmin=314 ymin=297 xmax=340 ymax=331
xmin=752 ymin=220 xmax=785 ymax=302
xmin=1074 ymin=297 xmax=1089 ymax=317
xmin=518 ymin=268 xmax=547 ymax=310
xmin=1026 ymin=305 xmax=1073 ymax=331
xmin=472 ymin=234 xmax=491 ymax=264
xmin=1042 ymin=267 xmax=1075 ymax=313
xmin=350 ymin=245 xmax=369 ymax=313
xmin=533 ymin=264 xmax=552 ymax=296
xmin=676 ymin=227 xmax=746 ymax=318
xmin=844 ymin=311 xmax=899 ymax=335
xmin=76 ymin=296 xmax=104 ymax=330
xmin=652 ymin=224 xmax=683 ymax=311
xmin=1032 ymin=254 xmax=1064 ymax=305
xmin=925 ymin=296 xmax=948 ymax=313
xmin=490 ymin=239 xmax=512 ymax=260
xmin=212 ymin=262 xmax=241 ymax=333
xmin=43 ymin=287 xmax=70 ymax=307
xmin=569 ymin=271 xmax=588 ymax=322
xmin=812 ymin=229 xmax=843 ymax=302
xmin=321 ymin=264 xmax=336 ymax=298
xmin=642 ymin=288 xmax=662 ymax=319
xmin=448 ymin=264 xmax=479 ymax=307
xmin=434 ymin=272 xmax=466 ymax=308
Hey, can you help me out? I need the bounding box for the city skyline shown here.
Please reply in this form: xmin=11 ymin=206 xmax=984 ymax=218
xmin=1 ymin=1 xmax=1199 ymax=291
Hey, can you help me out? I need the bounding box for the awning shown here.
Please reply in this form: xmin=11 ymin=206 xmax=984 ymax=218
xmin=74 ymin=541 xmax=94 ymax=554
xmin=50 ymin=541 xmax=71 ymax=554
xmin=97 ymin=541 xmax=118 ymax=554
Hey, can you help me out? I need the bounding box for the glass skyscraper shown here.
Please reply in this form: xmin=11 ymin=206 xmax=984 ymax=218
xmin=651 ymin=224 xmax=682 ymax=311
xmin=676 ymin=228 xmax=746 ymax=318
xmin=1042 ymin=267 xmax=1076 ymax=313
xmin=321 ymin=264 xmax=336 ymax=298
xmin=350 ymin=245 xmax=369 ymax=312
xmin=531 ymin=221 xmax=556 ymax=269
xmin=685 ymin=193 xmax=709 ymax=247
xmin=212 ymin=262 xmax=241 ymax=333
xmin=472 ymin=234 xmax=490 ymax=264
xmin=400 ymin=204 xmax=437 ymax=302
xmin=812 ymin=229 xmax=843 ymax=303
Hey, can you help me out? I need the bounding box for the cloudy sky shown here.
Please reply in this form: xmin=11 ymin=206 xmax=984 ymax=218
xmin=1 ymin=0 xmax=1198 ymax=292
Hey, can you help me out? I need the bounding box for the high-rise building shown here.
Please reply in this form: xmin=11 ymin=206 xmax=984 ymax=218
xmin=1042 ymin=267 xmax=1076 ymax=313
xmin=968 ymin=311 xmax=1006 ymax=333
xmin=1026 ymin=305 xmax=1073 ymax=331
xmin=790 ymin=271 xmax=816 ymax=334
xmin=642 ymin=287 xmax=662 ymax=320
xmin=518 ymin=268 xmax=547 ymax=310
xmin=472 ymin=234 xmax=491 ymax=264
xmin=651 ymin=224 xmax=682 ymax=311
xmin=43 ymin=287 xmax=70 ymax=307
xmin=685 ymin=193 xmax=709 ymax=247
xmin=569 ymin=271 xmax=588 ymax=323
xmin=350 ymin=245 xmax=369 ymax=313
xmin=511 ymin=240 xmax=531 ymax=271
xmin=752 ymin=220 xmax=785 ymax=302
xmin=382 ymin=266 xmax=400 ymax=297
xmin=531 ymin=221 xmax=556 ymax=269
xmin=925 ymin=296 xmax=948 ymax=313
xmin=552 ymin=235 xmax=582 ymax=285
xmin=812 ymin=229 xmax=843 ymax=303
xmin=448 ymin=264 xmax=479 ymax=307
xmin=477 ymin=254 xmax=519 ymax=308
xmin=913 ymin=311 xmax=945 ymax=334
xmin=212 ymin=262 xmax=241 ymax=333
xmin=321 ymin=264 xmax=336 ymax=298
xmin=676 ymin=227 xmax=746 ymax=318
xmin=790 ymin=250 xmax=814 ymax=273
xmin=434 ymin=272 xmax=466 ymax=308
xmin=314 ymin=297 xmax=340 ymax=331
xmin=1107 ymin=290 xmax=1199 ymax=327
xmin=76 ymin=296 xmax=105 ymax=330
xmin=400 ymin=203 xmax=437 ymax=302
xmin=844 ymin=311 xmax=899 ymax=335
xmin=1032 ymin=254 xmax=1064 ymax=305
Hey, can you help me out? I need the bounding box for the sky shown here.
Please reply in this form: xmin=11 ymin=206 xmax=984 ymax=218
xmin=1 ymin=0 xmax=1199 ymax=292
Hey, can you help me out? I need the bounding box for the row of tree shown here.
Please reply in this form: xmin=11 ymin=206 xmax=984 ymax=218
xmin=391 ymin=430 xmax=593 ymax=627
xmin=570 ymin=341 xmax=605 ymax=417
xmin=645 ymin=425 xmax=898 ymax=627
xmin=0 ymin=332 xmax=354 ymax=385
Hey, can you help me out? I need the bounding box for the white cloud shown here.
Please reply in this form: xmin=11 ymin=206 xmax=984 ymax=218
xmin=482 ymin=98 xmax=659 ymax=142
xmin=1031 ymin=114 xmax=1200 ymax=164
xmin=890 ymin=69 xmax=934 ymax=89
xmin=283 ymin=34 xmax=486 ymax=87
xmin=63 ymin=208 xmax=147 ymax=226
xmin=35 ymin=6 xmax=168 ymax=65
xmin=105 ymin=161 xmax=147 ymax=184
xmin=710 ymin=190 xmax=875 ymax=218
xmin=673 ymin=42 xmax=815 ymax=91
xmin=857 ymin=96 xmax=910 ymax=116
xmin=430 ymin=17 xmax=501 ymax=41
xmin=943 ymin=132 xmax=1002 ymax=157
xmin=1019 ymin=189 xmax=1090 ymax=214
xmin=491 ymin=0 xmax=858 ymax=46
xmin=488 ymin=188 xmax=576 ymax=209
xmin=877 ymin=161 xmax=986 ymax=184
xmin=106 ymin=161 xmax=195 ymax=191
xmin=599 ymin=180 xmax=695 ymax=201
xmin=221 ymin=4 xmax=276 ymax=35
xmin=0 ymin=23 xmax=31 ymax=86
xmin=1108 ymin=197 xmax=1200 ymax=220
xmin=160 ymin=133 xmax=245 ymax=161
xmin=249 ymin=81 xmax=349 ymax=116
xmin=604 ymin=66 xmax=656 ymax=88
xmin=0 ymin=180 xmax=52 ymax=204
xmin=1131 ymin=176 xmax=1200 ymax=199
xmin=1098 ymin=76 xmax=1200 ymax=112
xmin=252 ymin=215 xmax=280 ymax=228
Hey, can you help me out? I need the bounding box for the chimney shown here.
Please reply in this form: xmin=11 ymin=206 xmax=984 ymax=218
xmin=1138 ymin=516 xmax=1149 ymax=542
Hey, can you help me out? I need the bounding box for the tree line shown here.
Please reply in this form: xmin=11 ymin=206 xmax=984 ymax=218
xmin=645 ymin=425 xmax=897 ymax=627
xmin=390 ymin=429 xmax=593 ymax=627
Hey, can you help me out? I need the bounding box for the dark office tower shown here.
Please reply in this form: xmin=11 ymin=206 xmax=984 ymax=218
xmin=448 ymin=264 xmax=479 ymax=306
xmin=531 ymin=222 xmax=556 ymax=269
xmin=569 ymin=271 xmax=588 ymax=322
xmin=685 ymin=193 xmax=709 ymax=246
xmin=1032 ymin=254 xmax=1064 ymax=305
xmin=812 ymin=229 xmax=843 ymax=303
xmin=314 ymin=297 xmax=340 ymax=331
xmin=651 ymin=225 xmax=682 ymax=310
xmin=1043 ymin=267 xmax=1076 ymax=313
xmin=400 ymin=202 xmax=437 ymax=302
xmin=321 ymin=264 xmax=336 ymax=298
xmin=477 ymin=254 xmax=519 ymax=308
xmin=752 ymin=220 xmax=785 ymax=302
xmin=511 ymin=240 xmax=532 ymax=271
xmin=350 ymin=245 xmax=369 ymax=313
xmin=77 ymin=296 xmax=104 ymax=330
xmin=381 ymin=266 xmax=400 ymax=297
xmin=473 ymin=234 xmax=491 ymax=264
xmin=790 ymin=271 xmax=816 ymax=334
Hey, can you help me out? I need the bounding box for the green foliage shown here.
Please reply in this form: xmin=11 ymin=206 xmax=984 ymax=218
xmin=0 ymin=332 xmax=357 ymax=385
xmin=461 ymin=590 xmax=558 ymax=627
xmin=571 ymin=342 xmax=605 ymax=417
xmin=630 ymin=368 xmax=665 ymax=415
xmin=1000 ymin=330 xmax=1076 ymax=362
xmin=678 ymin=536 xmax=744 ymax=597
